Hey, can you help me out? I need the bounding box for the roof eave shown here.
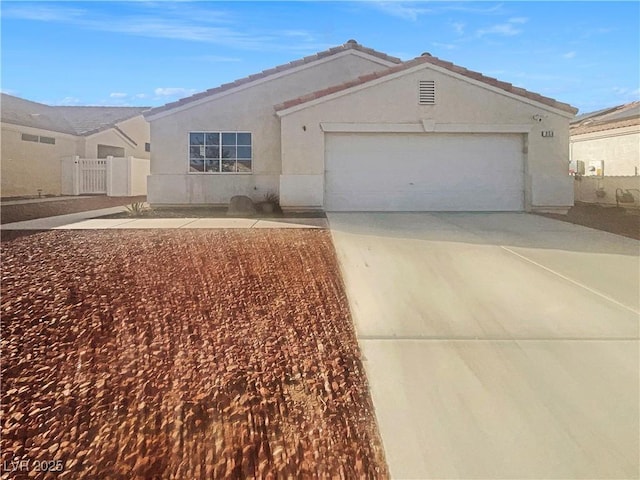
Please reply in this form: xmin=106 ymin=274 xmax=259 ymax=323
xmin=144 ymin=46 xmax=400 ymax=121
xmin=276 ymin=59 xmax=577 ymax=118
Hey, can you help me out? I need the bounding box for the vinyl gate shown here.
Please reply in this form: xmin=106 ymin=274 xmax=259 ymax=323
xmin=79 ymin=159 xmax=107 ymax=194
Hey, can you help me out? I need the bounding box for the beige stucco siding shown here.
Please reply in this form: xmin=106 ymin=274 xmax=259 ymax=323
xmin=2 ymin=115 xmax=150 ymax=198
xmin=1 ymin=124 xmax=79 ymax=197
xmin=147 ymin=52 xmax=393 ymax=205
xmin=84 ymin=115 xmax=150 ymax=159
xmin=570 ymin=125 xmax=640 ymax=176
xmin=278 ymin=64 xmax=573 ymax=211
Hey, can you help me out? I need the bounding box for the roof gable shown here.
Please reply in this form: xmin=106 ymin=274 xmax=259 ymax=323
xmin=275 ymin=53 xmax=578 ymax=116
xmin=143 ymin=40 xmax=402 ymax=120
xmin=0 ymin=93 xmax=149 ymax=136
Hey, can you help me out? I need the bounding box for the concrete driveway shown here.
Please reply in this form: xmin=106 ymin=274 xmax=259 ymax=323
xmin=328 ymin=212 xmax=639 ymax=479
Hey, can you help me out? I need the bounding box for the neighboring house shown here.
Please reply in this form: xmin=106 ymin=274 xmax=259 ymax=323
xmin=1 ymin=93 xmax=150 ymax=197
xmin=570 ymin=101 xmax=640 ymax=176
xmin=144 ymin=40 xmax=577 ymax=212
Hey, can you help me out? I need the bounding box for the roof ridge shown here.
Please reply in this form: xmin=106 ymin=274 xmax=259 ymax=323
xmin=145 ymin=40 xmax=402 ymax=118
xmin=275 ymin=52 xmax=577 ymax=114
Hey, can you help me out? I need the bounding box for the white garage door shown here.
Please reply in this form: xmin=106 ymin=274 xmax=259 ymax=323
xmin=325 ymin=133 xmax=524 ymax=211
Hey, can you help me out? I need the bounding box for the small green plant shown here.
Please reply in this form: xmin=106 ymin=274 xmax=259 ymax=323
xmin=125 ymin=202 xmax=148 ymax=216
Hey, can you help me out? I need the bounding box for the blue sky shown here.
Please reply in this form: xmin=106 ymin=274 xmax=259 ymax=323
xmin=1 ymin=1 xmax=638 ymax=114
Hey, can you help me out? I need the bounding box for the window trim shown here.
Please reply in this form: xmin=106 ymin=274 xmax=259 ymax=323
xmin=187 ymin=131 xmax=253 ymax=174
xmin=21 ymin=133 xmax=56 ymax=144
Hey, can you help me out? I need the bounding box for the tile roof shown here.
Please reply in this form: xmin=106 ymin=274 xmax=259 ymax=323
xmin=275 ymin=53 xmax=578 ymax=114
xmin=54 ymin=105 xmax=150 ymax=135
xmin=1 ymin=93 xmax=149 ymax=136
xmin=144 ymin=40 xmax=402 ymax=118
xmin=571 ymin=101 xmax=640 ymax=135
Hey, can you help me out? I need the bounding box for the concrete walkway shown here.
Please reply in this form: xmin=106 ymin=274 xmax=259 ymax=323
xmin=328 ymin=212 xmax=639 ymax=480
xmin=1 ymin=207 xmax=327 ymax=230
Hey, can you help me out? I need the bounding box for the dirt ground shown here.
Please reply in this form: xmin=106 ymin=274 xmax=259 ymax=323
xmin=537 ymin=202 xmax=640 ymax=240
xmin=1 ymin=230 xmax=388 ymax=479
xmin=0 ymin=196 xmax=146 ymax=224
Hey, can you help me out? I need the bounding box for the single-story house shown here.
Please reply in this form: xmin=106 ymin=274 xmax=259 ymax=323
xmin=570 ymin=101 xmax=640 ymax=177
xmin=144 ymin=40 xmax=578 ymax=212
xmin=1 ymin=93 xmax=150 ymax=198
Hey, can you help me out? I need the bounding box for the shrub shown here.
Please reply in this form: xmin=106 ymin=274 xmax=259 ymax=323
xmin=125 ymin=202 xmax=148 ymax=216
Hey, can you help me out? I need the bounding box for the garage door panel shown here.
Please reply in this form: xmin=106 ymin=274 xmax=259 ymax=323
xmin=327 ymin=188 xmax=523 ymax=211
xmin=325 ymin=133 xmax=524 ymax=211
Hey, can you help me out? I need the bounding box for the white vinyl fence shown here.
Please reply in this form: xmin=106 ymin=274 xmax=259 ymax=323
xmin=61 ymin=156 xmax=150 ymax=197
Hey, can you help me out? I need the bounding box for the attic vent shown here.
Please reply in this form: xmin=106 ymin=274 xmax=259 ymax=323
xmin=419 ymin=80 xmax=435 ymax=105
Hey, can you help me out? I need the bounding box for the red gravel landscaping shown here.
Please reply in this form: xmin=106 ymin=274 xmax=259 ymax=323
xmin=1 ymin=229 xmax=388 ymax=479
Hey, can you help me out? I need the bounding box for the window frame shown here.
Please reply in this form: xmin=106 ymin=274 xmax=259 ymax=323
xmin=21 ymin=133 xmax=57 ymax=144
xmin=187 ymin=131 xmax=253 ymax=174
xmin=21 ymin=133 xmax=39 ymax=143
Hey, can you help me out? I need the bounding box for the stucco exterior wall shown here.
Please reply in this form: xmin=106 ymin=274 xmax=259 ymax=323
xmin=106 ymin=156 xmax=150 ymax=196
xmin=574 ymin=175 xmax=640 ymax=207
xmin=1 ymin=123 xmax=79 ymax=197
xmin=570 ymin=125 xmax=640 ymax=176
xmin=147 ymin=52 xmax=393 ymax=205
xmin=278 ymin=64 xmax=573 ymax=211
xmin=84 ymin=115 xmax=150 ymax=159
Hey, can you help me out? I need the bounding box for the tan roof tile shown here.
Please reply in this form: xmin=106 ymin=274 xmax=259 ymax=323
xmin=571 ymin=116 xmax=640 ymax=135
xmin=145 ymin=41 xmax=402 ymax=118
xmin=276 ymin=52 xmax=577 ymax=114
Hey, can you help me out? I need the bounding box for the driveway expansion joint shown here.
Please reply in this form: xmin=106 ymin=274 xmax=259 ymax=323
xmin=500 ymin=245 xmax=640 ymax=315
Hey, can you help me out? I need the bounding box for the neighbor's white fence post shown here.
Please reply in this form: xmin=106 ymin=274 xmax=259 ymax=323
xmin=72 ymin=156 xmax=80 ymax=196
xmin=106 ymin=156 xmax=114 ymax=197
xmin=127 ymin=156 xmax=133 ymax=196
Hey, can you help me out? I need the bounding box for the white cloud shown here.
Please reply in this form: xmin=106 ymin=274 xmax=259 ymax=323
xmin=477 ymin=23 xmax=522 ymax=37
xmin=135 ymin=93 xmax=149 ymax=99
xmin=195 ymin=55 xmax=242 ymax=63
xmin=443 ymin=4 xmax=505 ymax=15
xmin=431 ymin=42 xmax=456 ymax=50
xmin=1 ymin=5 xmax=85 ymax=22
xmin=477 ymin=16 xmax=529 ymax=37
xmin=371 ymin=2 xmax=432 ymax=21
xmin=612 ymin=86 xmax=640 ymax=100
xmin=451 ymin=22 xmax=465 ymax=35
xmin=0 ymin=4 xmax=329 ymax=53
xmin=154 ymin=87 xmax=197 ymax=97
xmin=110 ymin=92 xmax=128 ymax=98
xmin=563 ymin=51 xmax=576 ymax=59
